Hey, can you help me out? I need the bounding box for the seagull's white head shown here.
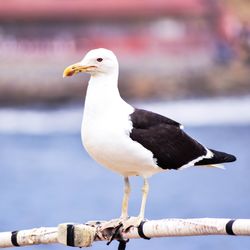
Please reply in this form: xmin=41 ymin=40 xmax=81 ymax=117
xmin=63 ymin=48 xmax=118 ymax=78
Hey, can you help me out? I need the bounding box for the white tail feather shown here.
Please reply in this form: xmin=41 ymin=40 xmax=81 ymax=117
xmin=197 ymin=164 xmax=225 ymax=170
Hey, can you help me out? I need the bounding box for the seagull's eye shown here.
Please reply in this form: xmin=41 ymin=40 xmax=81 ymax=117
xmin=96 ymin=58 xmax=103 ymax=62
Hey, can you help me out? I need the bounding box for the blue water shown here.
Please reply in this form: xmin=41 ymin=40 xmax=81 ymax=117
xmin=1 ymin=124 xmax=250 ymax=250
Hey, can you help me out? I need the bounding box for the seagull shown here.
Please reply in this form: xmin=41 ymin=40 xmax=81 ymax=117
xmin=63 ymin=48 xmax=236 ymax=228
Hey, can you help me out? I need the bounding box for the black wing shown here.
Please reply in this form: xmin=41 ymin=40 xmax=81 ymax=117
xmin=129 ymin=109 xmax=207 ymax=170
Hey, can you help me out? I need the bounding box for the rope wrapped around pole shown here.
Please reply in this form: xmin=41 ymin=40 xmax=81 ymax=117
xmin=0 ymin=218 xmax=250 ymax=248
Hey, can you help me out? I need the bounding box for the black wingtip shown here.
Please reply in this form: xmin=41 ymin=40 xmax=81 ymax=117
xmin=225 ymin=154 xmax=237 ymax=162
xmin=195 ymin=149 xmax=237 ymax=166
xmin=211 ymin=149 xmax=237 ymax=163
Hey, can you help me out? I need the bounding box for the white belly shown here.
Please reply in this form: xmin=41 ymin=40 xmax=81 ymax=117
xmin=81 ymin=114 xmax=163 ymax=178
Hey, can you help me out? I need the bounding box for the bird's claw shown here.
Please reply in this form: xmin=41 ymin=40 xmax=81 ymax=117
xmin=94 ymin=217 xmax=145 ymax=232
xmin=103 ymin=217 xmax=146 ymax=247
xmin=86 ymin=217 xmax=146 ymax=248
xmin=100 ymin=218 xmax=124 ymax=230
xmin=122 ymin=216 xmax=144 ymax=231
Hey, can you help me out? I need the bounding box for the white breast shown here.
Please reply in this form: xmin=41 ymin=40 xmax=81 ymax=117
xmin=82 ymin=101 xmax=162 ymax=177
xmin=80 ymin=75 xmax=163 ymax=178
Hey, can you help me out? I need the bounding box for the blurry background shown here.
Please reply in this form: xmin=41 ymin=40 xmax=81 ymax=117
xmin=0 ymin=0 xmax=250 ymax=250
xmin=0 ymin=0 xmax=250 ymax=104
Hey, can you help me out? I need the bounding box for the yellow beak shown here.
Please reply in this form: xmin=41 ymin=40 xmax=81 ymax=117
xmin=63 ymin=63 xmax=96 ymax=78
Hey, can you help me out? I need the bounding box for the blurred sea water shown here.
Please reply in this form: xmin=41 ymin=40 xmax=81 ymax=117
xmin=0 ymin=96 xmax=250 ymax=250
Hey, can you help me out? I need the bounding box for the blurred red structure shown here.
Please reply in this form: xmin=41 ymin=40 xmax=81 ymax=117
xmin=0 ymin=0 xmax=248 ymax=104
xmin=0 ymin=0 xmax=208 ymax=21
xmin=0 ymin=0 xmax=243 ymax=66
xmin=0 ymin=0 xmax=217 ymax=59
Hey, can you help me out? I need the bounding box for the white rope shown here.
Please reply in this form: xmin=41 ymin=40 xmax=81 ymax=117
xmin=0 ymin=218 xmax=250 ymax=248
